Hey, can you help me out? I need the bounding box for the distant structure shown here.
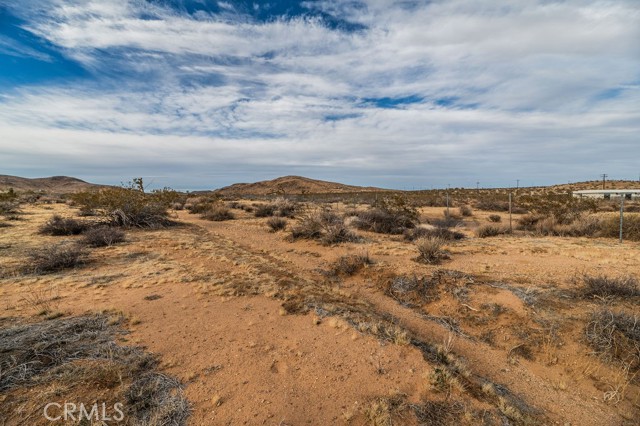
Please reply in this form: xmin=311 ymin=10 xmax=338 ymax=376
xmin=572 ymin=189 xmax=640 ymax=200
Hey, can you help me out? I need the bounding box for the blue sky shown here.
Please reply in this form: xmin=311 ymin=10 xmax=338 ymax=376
xmin=0 ymin=0 xmax=639 ymax=190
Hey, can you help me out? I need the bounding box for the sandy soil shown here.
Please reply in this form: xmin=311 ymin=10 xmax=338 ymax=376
xmin=1 ymin=202 xmax=638 ymax=425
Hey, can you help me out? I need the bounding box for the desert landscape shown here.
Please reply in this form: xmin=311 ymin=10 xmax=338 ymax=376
xmin=0 ymin=175 xmax=638 ymax=425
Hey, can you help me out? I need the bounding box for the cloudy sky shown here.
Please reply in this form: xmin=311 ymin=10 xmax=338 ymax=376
xmin=0 ymin=0 xmax=638 ymax=190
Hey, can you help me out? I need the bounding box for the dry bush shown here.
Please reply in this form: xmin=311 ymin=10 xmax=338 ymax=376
xmin=488 ymin=214 xmax=501 ymax=222
xmin=266 ymin=217 xmax=287 ymax=232
xmin=362 ymin=393 xmax=408 ymax=426
xmin=476 ymin=224 xmax=510 ymax=238
xmin=0 ymin=200 xmax=20 ymax=216
xmin=382 ymin=274 xmax=436 ymax=307
xmin=475 ymin=199 xmax=510 ymax=212
xmin=582 ymin=275 xmax=640 ymax=299
xmin=0 ymin=314 xmax=190 ymax=424
xmin=255 ymin=197 xmax=298 ymax=218
xmin=415 ymin=237 xmax=449 ymax=264
xmin=26 ymin=242 xmax=87 ymax=274
xmin=459 ymin=205 xmax=473 ymax=217
xmin=39 ymin=215 xmax=89 ymax=235
xmin=430 ymin=211 xmax=463 ymax=229
xmin=201 ymin=205 xmax=234 ymax=221
xmin=82 ymin=226 xmax=126 ymax=247
xmin=354 ymin=194 xmax=418 ymax=234
xmin=517 ymin=214 xmax=544 ymax=231
xmin=72 ymin=180 xmax=177 ymax=228
xmin=599 ymin=213 xmax=640 ymax=241
xmin=291 ymin=210 xmax=360 ymax=245
xmin=586 ymin=310 xmax=640 ymax=370
xmin=412 ymin=400 xmax=467 ymax=426
xmin=328 ymin=253 xmax=373 ymax=277
xmin=404 ymin=226 xmax=464 ymax=242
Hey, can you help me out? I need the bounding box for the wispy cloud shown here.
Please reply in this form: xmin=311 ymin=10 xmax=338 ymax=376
xmin=0 ymin=0 xmax=638 ymax=188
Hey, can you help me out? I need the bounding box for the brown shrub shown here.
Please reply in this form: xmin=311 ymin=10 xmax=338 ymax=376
xmin=82 ymin=226 xmax=126 ymax=247
xmin=582 ymin=275 xmax=640 ymax=299
xmin=476 ymin=224 xmax=510 ymax=238
xmin=291 ymin=211 xmax=360 ymax=245
xmin=404 ymin=227 xmax=464 ymax=242
xmin=458 ymin=205 xmax=473 ymax=217
xmin=27 ymin=243 xmax=87 ymax=274
xmin=586 ymin=310 xmax=640 ymax=370
xmin=488 ymin=214 xmax=501 ymax=222
xmin=201 ymin=206 xmax=234 ymax=221
xmin=415 ymin=237 xmax=449 ymax=264
xmin=266 ymin=217 xmax=287 ymax=232
xmin=39 ymin=215 xmax=89 ymax=236
xmin=328 ymin=254 xmax=373 ymax=277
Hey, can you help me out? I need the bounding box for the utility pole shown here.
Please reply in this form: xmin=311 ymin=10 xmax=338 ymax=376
xmin=601 ymin=174 xmax=607 ymax=190
xmin=476 ymin=181 xmax=479 ymax=193
xmin=620 ymin=195 xmax=625 ymax=243
xmin=446 ymin=184 xmax=450 ymax=217
xmin=509 ymin=192 xmax=513 ymax=233
xmin=516 ymin=179 xmax=519 ymax=190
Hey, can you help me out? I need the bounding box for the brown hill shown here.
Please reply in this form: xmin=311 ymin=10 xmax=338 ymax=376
xmin=215 ymin=175 xmax=388 ymax=196
xmin=549 ymin=180 xmax=640 ymax=192
xmin=0 ymin=175 xmax=103 ymax=193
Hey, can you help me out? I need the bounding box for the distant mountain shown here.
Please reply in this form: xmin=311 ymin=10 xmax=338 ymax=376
xmin=215 ymin=175 xmax=388 ymax=196
xmin=0 ymin=175 xmax=104 ymax=193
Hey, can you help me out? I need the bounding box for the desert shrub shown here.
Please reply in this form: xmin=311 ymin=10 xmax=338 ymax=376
xmin=82 ymin=226 xmax=126 ymax=247
xmin=328 ymin=253 xmax=373 ymax=277
xmin=201 ymin=205 xmax=234 ymax=221
xmin=475 ymin=199 xmax=510 ymax=212
xmin=266 ymin=217 xmax=287 ymax=232
xmin=476 ymin=224 xmax=510 ymax=238
xmin=458 ymin=205 xmax=473 ymax=217
xmin=404 ymin=227 xmax=464 ymax=242
xmin=488 ymin=214 xmax=501 ymax=222
xmin=0 ymin=201 xmax=20 ymax=216
xmin=71 ymin=179 xmax=175 ymax=228
xmin=26 ymin=243 xmax=87 ymax=274
xmin=383 ymin=274 xmax=436 ymax=306
xmin=254 ymin=204 xmax=276 ymax=217
xmin=354 ymin=194 xmax=418 ymax=234
xmin=582 ymin=275 xmax=640 ymax=299
xmin=586 ymin=310 xmax=640 ymax=370
xmin=517 ymin=214 xmax=544 ymax=231
xmin=39 ymin=215 xmax=89 ymax=236
xmin=291 ymin=210 xmax=360 ymax=245
xmin=415 ymin=237 xmax=448 ymax=264
xmin=599 ymin=213 xmax=640 ymax=241
xmin=254 ymin=198 xmax=298 ymax=218
xmin=430 ymin=211 xmax=463 ymax=229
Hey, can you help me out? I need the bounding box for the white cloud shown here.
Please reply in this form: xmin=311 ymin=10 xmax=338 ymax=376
xmin=0 ymin=0 xmax=639 ymax=188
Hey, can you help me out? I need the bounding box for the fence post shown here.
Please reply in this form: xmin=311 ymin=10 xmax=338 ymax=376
xmin=509 ymin=192 xmax=513 ymax=233
xmin=619 ymin=196 xmax=625 ymax=243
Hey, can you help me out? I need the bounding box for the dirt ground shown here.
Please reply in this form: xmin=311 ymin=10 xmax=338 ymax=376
xmin=1 ymin=202 xmax=639 ymax=425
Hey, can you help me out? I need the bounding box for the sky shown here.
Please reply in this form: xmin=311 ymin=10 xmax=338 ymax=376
xmin=0 ymin=0 xmax=639 ymax=191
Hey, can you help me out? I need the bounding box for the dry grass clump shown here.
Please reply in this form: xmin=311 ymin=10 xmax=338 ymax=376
xmin=39 ymin=214 xmax=89 ymax=235
xmin=475 ymin=224 xmax=510 ymax=238
xmin=415 ymin=237 xmax=449 ymax=264
xmin=26 ymin=242 xmax=88 ymax=274
xmin=82 ymin=226 xmax=126 ymax=247
xmin=517 ymin=214 xmax=544 ymax=231
xmin=266 ymin=217 xmax=287 ymax=232
xmin=0 ymin=200 xmax=20 ymax=216
xmin=382 ymin=275 xmax=436 ymax=307
xmin=201 ymin=205 xmax=235 ymax=221
xmin=0 ymin=314 xmax=190 ymax=425
xmin=404 ymin=226 xmax=464 ymax=242
xmin=581 ymin=275 xmax=640 ymax=299
xmin=585 ymin=310 xmax=640 ymax=370
xmin=328 ymin=253 xmax=373 ymax=277
xmin=291 ymin=210 xmax=360 ymax=245
xmin=488 ymin=214 xmax=501 ymax=222
xmin=412 ymin=400 xmax=467 ymax=426
xmin=459 ymin=205 xmax=473 ymax=217
xmin=362 ymin=393 xmax=408 ymax=426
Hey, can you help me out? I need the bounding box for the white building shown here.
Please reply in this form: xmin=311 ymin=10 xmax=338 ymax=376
xmin=572 ymin=189 xmax=640 ymax=200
